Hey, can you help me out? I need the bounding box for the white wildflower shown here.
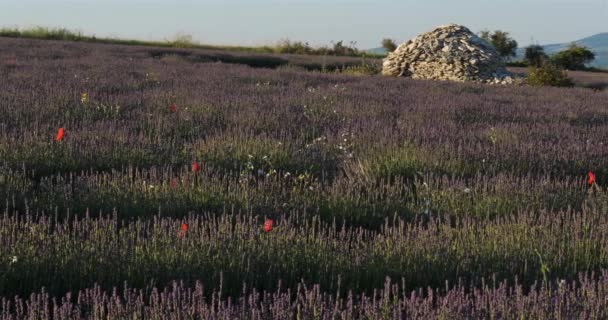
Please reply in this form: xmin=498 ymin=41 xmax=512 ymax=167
xmin=10 ymin=256 xmax=17 ymax=264
xmin=464 ymin=188 xmax=471 ymax=194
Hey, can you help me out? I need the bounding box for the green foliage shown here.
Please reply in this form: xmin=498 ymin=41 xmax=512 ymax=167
xmin=381 ymin=38 xmax=397 ymax=52
xmin=479 ymin=30 xmax=518 ymax=59
xmin=350 ymin=146 xmax=424 ymax=182
xmin=274 ymin=39 xmax=316 ymax=55
xmin=527 ymin=63 xmax=574 ymax=87
xmin=195 ymin=136 xmax=294 ymax=174
xmin=266 ymin=39 xmax=362 ymax=57
xmin=340 ymin=62 xmax=381 ymax=76
xmin=524 ymin=44 xmax=549 ymax=67
xmin=167 ymin=33 xmax=197 ymax=48
xmin=330 ymin=40 xmax=359 ymax=56
xmin=0 ymin=26 xmax=84 ymax=41
xmin=551 ymin=43 xmax=596 ymax=70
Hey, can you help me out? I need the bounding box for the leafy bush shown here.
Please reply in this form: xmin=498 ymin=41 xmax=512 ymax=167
xmin=274 ymin=39 xmax=316 ymax=55
xmin=527 ymin=63 xmax=574 ymax=87
xmin=340 ymin=62 xmax=381 ymax=76
xmin=167 ymin=33 xmax=197 ymax=48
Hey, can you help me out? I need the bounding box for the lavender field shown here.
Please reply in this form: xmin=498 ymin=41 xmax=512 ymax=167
xmin=1 ymin=37 xmax=608 ymax=319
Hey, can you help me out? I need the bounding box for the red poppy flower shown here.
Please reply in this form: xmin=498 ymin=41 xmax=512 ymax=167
xmin=55 ymin=128 xmax=65 ymax=142
xmin=169 ymin=103 xmax=177 ymax=113
xmin=170 ymin=179 xmax=178 ymax=188
xmin=178 ymin=223 xmax=188 ymax=238
xmin=588 ymin=171 xmax=596 ymax=186
xmin=192 ymin=161 xmax=200 ymax=173
xmin=263 ymin=219 xmax=273 ymax=233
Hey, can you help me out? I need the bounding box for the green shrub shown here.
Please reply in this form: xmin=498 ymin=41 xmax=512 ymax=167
xmin=168 ymin=33 xmax=197 ymax=48
xmin=274 ymin=39 xmax=316 ymax=55
xmin=527 ymin=64 xmax=574 ymax=87
xmin=340 ymin=62 xmax=381 ymax=76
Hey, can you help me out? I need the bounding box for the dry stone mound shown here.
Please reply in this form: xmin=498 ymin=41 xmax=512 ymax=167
xmin=382 ymin=24 xmax=516 ymax=84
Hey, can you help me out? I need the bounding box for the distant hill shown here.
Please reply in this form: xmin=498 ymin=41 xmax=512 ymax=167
xmin=367 ymin=47 xmax=388 ymax=55
xmin=370 ymin=33 xmax=608 ymax=68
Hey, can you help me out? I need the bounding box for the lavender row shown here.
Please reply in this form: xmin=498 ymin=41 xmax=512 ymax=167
xmin=0 ymin=165 xmax=595 ymax=227
xmin=1 ymin=208 xmax=608 ymax=298
xmin=3 ymin=273 xmax=608 ymax=319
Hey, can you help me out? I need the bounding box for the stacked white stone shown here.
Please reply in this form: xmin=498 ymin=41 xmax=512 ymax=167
xmin=382 ymin=24 xmax=517 ymax=84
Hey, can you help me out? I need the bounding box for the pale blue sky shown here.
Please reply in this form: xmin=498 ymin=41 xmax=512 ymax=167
xmin=1 ymin=0 xmax=606 ymax=49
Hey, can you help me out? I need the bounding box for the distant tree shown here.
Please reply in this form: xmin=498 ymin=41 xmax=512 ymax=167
xmin=524 ymin=45 xmax=549 ymax=67
xmin=479 ymin=30 xmax=518 ymax=60
xmin=479 ymin=30 xmax=491 ymax=42
xmin=550 ymin=43 xmax=595 ymax=70
xmin=330 ymin=40 xmax=359 ymax=56
xmin=381 ymin=38 xmax=397 ymax=52
xmin=275 ymin=39 xmax=314 ymax=55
